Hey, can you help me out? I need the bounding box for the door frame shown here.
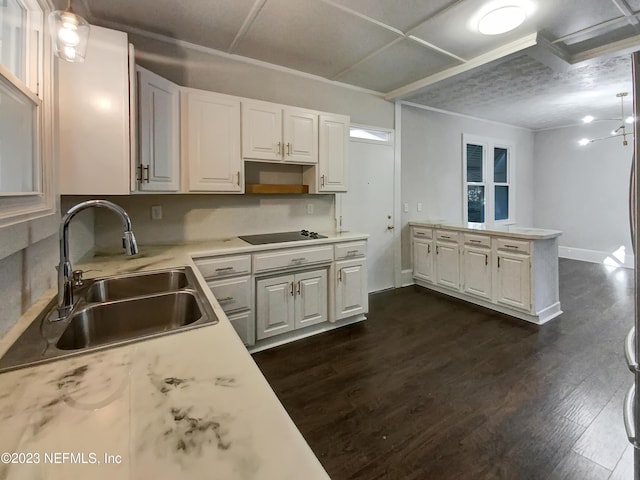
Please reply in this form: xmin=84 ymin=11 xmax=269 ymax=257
xmin=335 ymin=121 xmax=400 ymax=290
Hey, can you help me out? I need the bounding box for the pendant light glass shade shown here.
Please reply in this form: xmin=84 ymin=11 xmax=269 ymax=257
xmin=48 ymin=8 xmax=90 ymax=62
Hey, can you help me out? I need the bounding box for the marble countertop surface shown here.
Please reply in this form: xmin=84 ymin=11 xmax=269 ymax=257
xmin=409 ymin=221 xmax=562 ymax=240
xmin=0 ymin=232 xmax=372 ymax=479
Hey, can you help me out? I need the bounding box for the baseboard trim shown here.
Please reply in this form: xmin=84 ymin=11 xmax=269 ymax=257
xmin=559 ymin=246 xmax=633 ymax=269
xmin=401 ymin=269 xmax=415 ymax=287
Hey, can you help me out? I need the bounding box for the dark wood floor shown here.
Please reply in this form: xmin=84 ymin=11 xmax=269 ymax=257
xmin=253 ymin=259 xmax=635 ymax=480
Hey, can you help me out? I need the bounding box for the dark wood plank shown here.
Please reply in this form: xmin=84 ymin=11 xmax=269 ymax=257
xmin=253 ymin=259 xmax=634 ymax=479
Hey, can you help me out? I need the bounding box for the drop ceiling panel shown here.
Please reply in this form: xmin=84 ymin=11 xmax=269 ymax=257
xmin=626 ymin=0 xmax=640 ymax=11
xmin=85 ymin=0 xmax=255 ymax=51
xmin=233 ymin=0 xmax=400 ymax=78
xmin=563 ymin=24 xmax=639 ymax=54
xmin=409 ymin=0 xmax=539 ymax=60
xmin=404 ymin=54 xmax=632 ymax=130
xmin=324 ymin=0 xmax=456 ymax=32
xmin=335 ymin=39 xmax=461 ymax=92
xmin=533 ymin=0 xmax=626 ymax=39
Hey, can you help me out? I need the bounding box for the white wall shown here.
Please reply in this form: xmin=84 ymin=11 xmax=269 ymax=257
xmin=130 ymin=33 xmax=394 ymax=129
xmin=533 ymin=122 xmax=633 ymax=264
xmin=400 ymin=104 xmax=535 ymax=269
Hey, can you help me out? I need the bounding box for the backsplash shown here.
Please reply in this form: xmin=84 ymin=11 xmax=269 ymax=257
xmin=78 ymin=194 xmax=336 ymax=251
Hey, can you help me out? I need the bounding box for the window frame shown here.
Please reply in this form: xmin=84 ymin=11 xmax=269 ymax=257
xmin=0 ymin=0 xmax=55 ymax=229
xmin=462 ymin=134 xmax=515 ymax=226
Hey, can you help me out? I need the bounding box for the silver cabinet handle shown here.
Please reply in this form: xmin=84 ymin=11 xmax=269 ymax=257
xmin=626 ymin=327 xmax=638 ymax=372
xmin=441 ymin=235 xmax=451 ymax=239
xmin=624 ymin=383 xmax=636 ymax=444
xmin=415 ymin=232 xmax=426 ymax=236
xmin=321 ymin=175 xmax=325 ymax=187
xmin=290 ymin=281 xmax=294 ymax=296
xmin=338 ymin=269 xmax=342 ymax=281
xmin=218 ymin=296 xmax=234 ymax=303
xmin=215 ymin=267 xmax=234 ymax=272
xmin=504 ymin=244 xmax=520 ymax=249
xmin=427 ymin=244 xmax=431 ymax=254
xmin=287 ymin=143 xmax=291 ymax=155
xmin=497 ymin=256 xmax=500 ymax=268
xmin=291 ymin=257 xmax=307 ymax=263
xmin=236 ymin=171 xmax=241 ymax=186
xmin=629 ymin=155 xmax=635 ymax=254
xmin=484 ymin=253 xmax=488 ymax=266
xmin=277 ymin=142 xmax=282 ymax=155
xmin=469 ymin=239 xmax=482 ymax=244
xmin=137 ymin=164 xmax=150 ymax=183
xmin=297 ymin=280 xmax=301 ymax=295
xmin=436 ymin=245 xmax=439 ymax=254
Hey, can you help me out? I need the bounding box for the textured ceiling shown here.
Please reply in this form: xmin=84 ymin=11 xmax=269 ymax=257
xmin=405 ymin=54 xmax=634 ymax=130
xmin=61 ymin=0 xmax=640 ymax=129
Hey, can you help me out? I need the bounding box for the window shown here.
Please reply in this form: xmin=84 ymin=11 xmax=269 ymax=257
xmin=349 ymin=125 xmax=393 ymax=145
xmin=0 ymin=0 xmax=46 ymax=206
xmin=462 ymin=134 xmax=514 ymax=225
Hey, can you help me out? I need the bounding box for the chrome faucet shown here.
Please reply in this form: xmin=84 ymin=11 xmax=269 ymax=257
xmin=56 ymin=200 xmax=138 ymax=320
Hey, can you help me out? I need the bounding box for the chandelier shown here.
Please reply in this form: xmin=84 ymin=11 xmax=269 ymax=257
xmin=578 ymin=92 xmax=634 ymax=147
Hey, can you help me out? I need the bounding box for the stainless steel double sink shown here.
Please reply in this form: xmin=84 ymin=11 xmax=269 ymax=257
xmin=0 ymin=267 xmax=218 ymax=373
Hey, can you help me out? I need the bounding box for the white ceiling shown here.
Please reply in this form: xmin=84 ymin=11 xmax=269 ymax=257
xmin=66 ymin=0 xmax=640 ymax=129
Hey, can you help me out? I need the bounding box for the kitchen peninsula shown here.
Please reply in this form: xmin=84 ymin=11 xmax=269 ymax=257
xmin=410 ymin=222 xmax=562 ymax=324
xmin=0 ymin=232 xmax=368 ymax=480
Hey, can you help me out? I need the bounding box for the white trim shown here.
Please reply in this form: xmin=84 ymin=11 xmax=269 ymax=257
xmin=394 ymin=101 xmax=402 ymax=289
xmin=97 ymin=19 xmax=386 ymax=98
xmin=227 ymin=0 xmax=268 ymax=53
xmin=384 ymin=33 xmax=539 ymax=100
xmin=401 ymin=269 xmax=414 ymax=287
xmin=559 ymin=246 xmax=634 ymax=269
xmin=399 ymin=100 xmax=533 ymax=132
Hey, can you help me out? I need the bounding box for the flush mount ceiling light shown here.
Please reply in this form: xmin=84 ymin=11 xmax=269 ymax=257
xmin=478 ymin=5 xmax=527 ymax=35
xmin=48 ymin=0 xmax=90 ymax=62
xmin=578 ymin=92 xmax=633 ymax=147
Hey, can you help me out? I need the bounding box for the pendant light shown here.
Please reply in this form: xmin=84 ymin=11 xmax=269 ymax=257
xmin=48 ymin=0 xmax=90 ymax=62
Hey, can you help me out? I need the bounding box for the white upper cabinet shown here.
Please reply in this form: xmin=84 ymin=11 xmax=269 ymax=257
xmin=283 ymin=109 xmax=318 ymax=164
xmin=58 ymin=26 xmax=132 ymax=195
xmin=182 ymin=89 xmax=243 ymax=193
xmin=318 ymin=113 xmax=349 ymax=192
xmin=242 ymin=101 xmax=318 ymax=164
xmin=136 ymin=66 xmax=180 ymax=192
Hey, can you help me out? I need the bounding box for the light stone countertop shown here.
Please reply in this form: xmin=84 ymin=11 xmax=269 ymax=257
xmin=0 ymin=232 xmax=368 ymax=480
xmin=409 ymin=221 xmax=562 ymax=240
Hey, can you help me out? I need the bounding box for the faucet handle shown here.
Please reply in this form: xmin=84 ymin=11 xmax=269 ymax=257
xmin=72 ymin=270 xmax=84 ymax=287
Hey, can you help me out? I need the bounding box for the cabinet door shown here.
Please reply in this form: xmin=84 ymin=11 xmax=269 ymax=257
xmin=242 ymin=101 xmax=283 ymax=161
xmin=436 ymin=242 xmax=460 ymax=290
xmin=413 ymin=238 xmax=434 ymax=283
xmin=256 ymin=275 xmax=295 ymax=340
xmin=58 ymin=26 xmax=131 ymax=195
xmin=294 ymin=270 xmax=327 ymax=329
xmin=462 ymin=246 xmax=491 ymax=300
xmin=318 ymin=113 xmax=349 ymax=192
xmin=227 ymin=310 xmax=255 ymax=347
xmin=183 ymin=91 xmax=242 ymax=192
xmin=283 ymin=109 xmax=318 ymax=164
xmin=137 ymin=66 xmax=180 ymax=191
xmin=335 ymin=259 xmax=368 ymax=321
xmin=496 ymin=252 xmax=531 ymax=311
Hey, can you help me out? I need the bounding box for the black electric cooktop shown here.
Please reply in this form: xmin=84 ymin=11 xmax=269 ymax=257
xmin=239 ymin=230 xmax=327 ymax=245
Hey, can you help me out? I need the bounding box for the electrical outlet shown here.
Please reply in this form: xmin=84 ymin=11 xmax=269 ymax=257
xmin=307 ymin=204 xmax=314 ymax=214
xmin=403 ymin=203 xmax=409 ymax=213
xmin=417 ymin=202 xmax=423 ymax=212
xmin=151 ymin=205 xmax=163 ymax=220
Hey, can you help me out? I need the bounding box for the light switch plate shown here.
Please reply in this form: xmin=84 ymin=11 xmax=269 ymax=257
xmin=403 ymin=203 xmax=409 ymax=213
xmin=417 ymin=202 xmax=423 ymax=212
xmin=307 ymin=204 xmax=314 ymax=214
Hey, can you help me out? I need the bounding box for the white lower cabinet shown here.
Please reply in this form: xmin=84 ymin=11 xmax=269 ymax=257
xmin=335 ymin=258 xmax=368 ymax=321
xmin=496 ymin=251 xmax=531 ymax=311
xmin=462 ymin=245 xmax=492 ymax=300
xmin=256 ymin=269 xmax=328 ymax=340
xmin=413 ymin=237 xmax=434 ymax=283
xmin=227 ymin=310 xmax=255 ymax=347
xmin=435 ymin=241 xmax=460 ymax=290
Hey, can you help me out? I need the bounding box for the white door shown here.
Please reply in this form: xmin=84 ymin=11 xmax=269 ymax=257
xmin=436 ymin=242 xmax=460 ymax=290
xmin=294 ymin=269 xmax=327 ymax=329
xmin=339 ymin=133 xmax=395 ymax=292
xmin=335 ymin=259 xmax=368 ymax=321
xmin=496 ymin=252 xmax=531 ymax=311
xmin=137 ymin=66 xmax=180 ymax=192
xmin=256 ymin=275 xmax=295 ymax=340
xmin=462 ymin=246 xmax=492 ymax=300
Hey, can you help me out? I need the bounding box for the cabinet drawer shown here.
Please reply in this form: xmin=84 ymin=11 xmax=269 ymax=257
xmin=335 ymin=241 xmax=367 ymax=260
xmin=207 ymin=275 xmax=251 ymax=313
xmin=413 ymin=227 xmax=433 ymax=239
xmin=228 ymin=310 xmax=255 ymax=346
xmin=436 ymin=230 xmax=459 ymax=242
xmin=195 ymin=254 xmax=251 ymax=279
xmin=497 ymin=238 xmax=531 ymax=254
xmin=253 ymin=245 xmax=334 ymax=273
xmin=464 ymin=233 xmax=491 ymax=248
